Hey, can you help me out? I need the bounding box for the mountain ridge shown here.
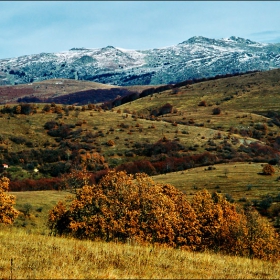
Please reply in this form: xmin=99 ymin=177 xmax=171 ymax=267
xmin=0 ymin=36 xmax=280 ymax=86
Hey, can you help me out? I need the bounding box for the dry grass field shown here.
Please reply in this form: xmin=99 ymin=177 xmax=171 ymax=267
xmin=0 ymin=226 xmax=279 ymax=279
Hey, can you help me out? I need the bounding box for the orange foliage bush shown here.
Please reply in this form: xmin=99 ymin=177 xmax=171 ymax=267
xmin=262 ymin=164 xmax=275 ymax=175
xmin=49 ymin=171 xmax=200 ymax=249
xmin=192 ymin=190 xmax=280 ymax=261
xmin=48 ymin=171 xmax=280 ymax=261
xmin=0 ymin=177 xmax=19 ymax=224
xmin=192 ymin=190 xmax=248 ymax=255
xmin=106 ymin=140 xmax=115 ymax=146
xmin=244 ymin=207 xmax=280 ymax=261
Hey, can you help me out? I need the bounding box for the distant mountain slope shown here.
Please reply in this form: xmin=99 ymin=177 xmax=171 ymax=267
xmin=0 ymin=79 xmax=152 ymax=104
xmin=1 ymin=36 xmax=280 ymax=86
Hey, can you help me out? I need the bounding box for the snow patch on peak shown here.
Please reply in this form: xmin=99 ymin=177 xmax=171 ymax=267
xmin=226 ymin=36 xmax=266 ymax=46
xmin=0 ymin=36 xmax=279 ymax=86
xmin=69 ymin=47 xmax=90 ymax=51
xmin=179 ymin=36 xmax=211 ymax=45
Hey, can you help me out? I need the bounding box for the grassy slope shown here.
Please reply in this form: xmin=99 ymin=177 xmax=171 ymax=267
xmin=1 ymin=106 xmax=248 ymax=176
xmin=2 ymin=69 xmax=280 ymax=170
xmin=120 ymin=69 xmax=280 ymax=133
xmin=0 ymin=226 xmax=279 ymax=279
xmin=2 ymin=69 xmax=279 ymax=186
xmin=152 ymin=162 xmax=280 ymax=202
xmin=11 ymin=190 xmax=70 ymax=235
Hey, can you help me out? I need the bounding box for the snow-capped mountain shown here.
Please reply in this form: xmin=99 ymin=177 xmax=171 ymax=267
xmin=1 ymin=36 xmax=280 ymax=86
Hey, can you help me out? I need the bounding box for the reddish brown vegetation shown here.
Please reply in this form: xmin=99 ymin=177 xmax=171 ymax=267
xmin=262 ymin=164 xmax=275 ymax=175
xmin=198 ymin=100 xmax=207 ymax=106
xmin=9 ymin=177 xmax=63 ymax=192
xmin=106 ymin=140 xmax=115 ymax=146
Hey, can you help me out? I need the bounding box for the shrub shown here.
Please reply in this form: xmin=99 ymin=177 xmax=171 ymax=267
xmin=262 ymin=164 xmax=275 ymax=175
xmin=9 ymin=136 xmax=26 ymax=144
xmin=159 ymin=103 xmax=173 ymax=115
xmin=9 ymin=177 xmax=63 ymax=191
xmin=106 ymin=140 xmax=115 ymax=146
xmin=42 ymin=104 xmax=52 ymax=112
xmin=212 ymin=107 xmax=221 ymax=115
xmin=47 ymin=124 xmax=72 ymax=139
xmin=244 ymin=207 xmax=280 ymax=260
xmin=44 ymin=120 xmax=58 ymax=130
xmin=0 ymin=177 xmax=19 ymax=224
xmin=48 ymin=171 xmax=200 ymax=249
xmin=192 ymin=190 xmax=280 ymax=260
xmin=258 ymin=195 xmax=273 ymax=212
xmin=116 ymin=160 xmax=157 ymax=176
xmin=198 ymin=100 xmax=207 ymax=106
xmin=192 ymin=190 xmax=245 ymax=253
xmin=21 ymin=203 xmax=33 ymax=217
xmin=61 ymin=167 xmax=92 ymax=193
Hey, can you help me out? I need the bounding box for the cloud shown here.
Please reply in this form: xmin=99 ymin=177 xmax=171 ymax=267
xmin=251 ymin=31 xmax=280 ymax=36
xmin=249 ymin=30 xmax=280 ymax=43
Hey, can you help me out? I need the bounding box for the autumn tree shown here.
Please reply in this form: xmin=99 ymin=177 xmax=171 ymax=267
xmin=191 ymin=190 xmax=280 ymax=260
xmin=0 ymin=177 xmax=19 ymax=224
xmin=198 ymin=100 xmax=207 ymax=107
xmin=49 ymin=171 xmax=200 ymax=249
xmin=191 ymin=190 xmax=245 ymax=254
xmin=106 ymin=140 xmax=115 ymax=146
xmin=244 ymin=206 xmax=280 ymax=261
xmin=61 ymin=166 xmax=91 ymax=193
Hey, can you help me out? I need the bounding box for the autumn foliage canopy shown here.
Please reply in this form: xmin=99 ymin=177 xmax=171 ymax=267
xmin=48 ymin=171 xmax=280 ymax=261
xmin=0 ymin=177 xmax=19 ymax=224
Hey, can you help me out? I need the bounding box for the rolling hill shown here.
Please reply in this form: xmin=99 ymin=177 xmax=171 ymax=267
xmin=1 ymin=68 xmax=280 ymax=277
xmin=0 ymin=69 xmax=279 ymax=188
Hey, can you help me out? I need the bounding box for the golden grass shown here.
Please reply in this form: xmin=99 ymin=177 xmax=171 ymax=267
xmin=0 ymin=226 xmax=279 ymax=279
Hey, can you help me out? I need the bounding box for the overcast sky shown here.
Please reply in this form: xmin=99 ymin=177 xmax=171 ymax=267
xmin=1 ymin=1 xmax=280 ymax=59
